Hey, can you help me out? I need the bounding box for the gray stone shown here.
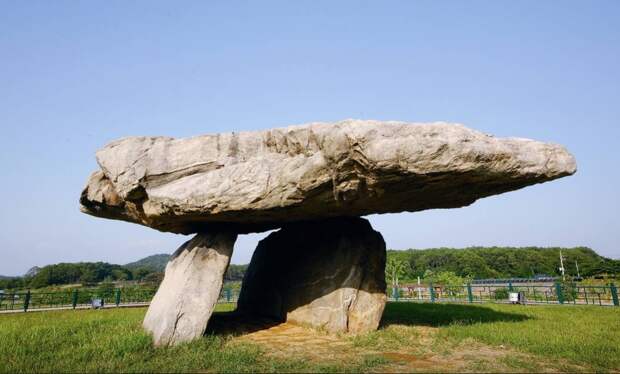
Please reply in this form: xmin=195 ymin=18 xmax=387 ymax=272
xmin=79 ymin=119 xmax=577 ymax=345
xmin=237 ymin=217 xmax=387 ymax=333
xmin=80 ymin=120 xmax=576 ymax=234
xmin=143 ymin=231 xmax=237 ymax=346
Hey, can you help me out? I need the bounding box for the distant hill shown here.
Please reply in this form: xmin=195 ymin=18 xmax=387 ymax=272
xmin=0 ymin=267 xmax=40 ymax=280
xmin=25 ymin=266 xmax=41 ymax=278
xmin=124 ymin=254 xmax=170 ymax=272
xmin=1 ymin=254 xmax=247 ymax=290
xmin=388 ymin=246 xmax=620 ymax=280
xmin=3 ymin=246 xmax=615 ymax=291
xmin=124 ymin=254 xmax=247 ymax=281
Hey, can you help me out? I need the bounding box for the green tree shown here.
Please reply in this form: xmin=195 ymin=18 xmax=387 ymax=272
xmin=111 ymin=269 xmax=131 ymax=281
xmin=80 ymin=268 xmax=98 ymax=285
xmin=391 ymin=246 xmax=613 ymax=280
xmin=132 ymin=267 xmax=150 ymax=281
xmin=424 ymin=270 xmax=468 ymax=295
xmin=225 ymin=264 xmax=248 ymax=281
xmin=143 ymin=272 xmax=164 ymax=285
xmin=386 ymin=257 xmax=409 ymax=289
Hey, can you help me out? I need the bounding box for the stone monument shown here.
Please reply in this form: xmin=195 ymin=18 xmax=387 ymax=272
xmin=80 ymin=119 xmax=576 ymax=345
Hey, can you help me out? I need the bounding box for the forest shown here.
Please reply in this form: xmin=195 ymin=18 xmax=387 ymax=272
xmin=1 ymin=247 xmax=617 ymax=290
xmin=388 ymin=246 xmax=620 ymax=281
xmin=0 ymin=259 xmax=248 ymax=290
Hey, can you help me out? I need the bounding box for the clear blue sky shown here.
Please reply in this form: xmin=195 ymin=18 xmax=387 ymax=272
xmin=1 ymin=1 xmax=618 ymax=275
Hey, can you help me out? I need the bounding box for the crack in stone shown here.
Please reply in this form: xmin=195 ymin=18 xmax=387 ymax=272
xmin=169 ymin=310 xmax=185 ymax=346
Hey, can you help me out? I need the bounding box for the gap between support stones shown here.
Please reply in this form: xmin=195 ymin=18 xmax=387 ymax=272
xmin=143 ymin=217 xmax=387 ymax=346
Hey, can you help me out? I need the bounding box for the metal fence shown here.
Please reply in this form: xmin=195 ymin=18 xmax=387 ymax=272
xmin=390 ymin=282 xmax=620 ymax=306
xmin=0 ymin=287 xmax=239 ymax=312
xmin=2 ymin=282 xmax=618 ymax=313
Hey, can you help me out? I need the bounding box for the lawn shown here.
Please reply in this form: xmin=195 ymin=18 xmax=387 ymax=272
xmin=0 ymin=302 xmax=618 ymax=372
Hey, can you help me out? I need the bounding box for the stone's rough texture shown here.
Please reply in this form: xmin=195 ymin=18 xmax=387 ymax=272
xmin=237 ymin=217 xmax=387 ymax=333
xmin=143 ymin=231 xmax=237 ymax=346
xmin=80 ymin=120 xmax=577 ymax=234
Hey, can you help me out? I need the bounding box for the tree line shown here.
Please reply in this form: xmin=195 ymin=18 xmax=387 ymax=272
xmin=0 ymin=262 xmax=249 ymax=290
xmin=2 ymin=246 xmax=616 ymax=291
xmin=387 ymin=246 xmax=620 ymax=281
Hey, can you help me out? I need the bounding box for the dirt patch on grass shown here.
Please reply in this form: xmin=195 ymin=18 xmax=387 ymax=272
xmin=237 ymin=323 xmax=350 ymax=362
xmin=213 ymin=315 xmax=585 ymax=372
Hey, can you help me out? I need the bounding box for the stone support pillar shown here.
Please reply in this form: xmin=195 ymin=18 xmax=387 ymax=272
xmin=143 ymin=231 xmax=237 ymax=346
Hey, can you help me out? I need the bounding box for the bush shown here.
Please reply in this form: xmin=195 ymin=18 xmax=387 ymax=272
xmin=557 ymin=281 xmax=577 ymax=302
xmin=493 ymin=287 xmax=510 ymax=300
xmin=424 ymin=270 xmax=469 ymax=296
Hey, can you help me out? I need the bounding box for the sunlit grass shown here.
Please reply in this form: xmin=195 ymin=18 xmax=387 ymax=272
xmin=0 ymin=305 xmax=383 ymax=373
xmin=380 ymin=302 xmax=620 ymax=371
xmin=438 ymin=303 xmax=620 ymax=371
xmin=1 ymin=302 xmax=618 ymax=372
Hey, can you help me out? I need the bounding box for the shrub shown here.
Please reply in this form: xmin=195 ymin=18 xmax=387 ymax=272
xmin=493 ymin=287 xmax=510 ymax=300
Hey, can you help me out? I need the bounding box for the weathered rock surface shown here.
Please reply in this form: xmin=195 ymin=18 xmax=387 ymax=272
xmin=143 ymin=231 xmax=237 ymax=346
xmin=237 ymin=217 xmax=387 ymax=333
xmin=80 ymin=120 xmax=576 ymax=234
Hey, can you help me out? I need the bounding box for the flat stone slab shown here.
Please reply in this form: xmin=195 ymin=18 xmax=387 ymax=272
xmin=80 ymin=120 xmax=576 ymax=233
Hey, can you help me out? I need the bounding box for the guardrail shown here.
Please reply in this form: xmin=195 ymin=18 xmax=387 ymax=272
xmin=390 ymin=282 xmax=620 ymax=306
xmin=0 ymin=287 xmax=239 ymax=312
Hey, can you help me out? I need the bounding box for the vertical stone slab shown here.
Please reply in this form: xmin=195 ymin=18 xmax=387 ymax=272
xmin=238 ymin=217 xmax=386 ymax=333
xmin=143 ymin=231 xmax=237 ymax=346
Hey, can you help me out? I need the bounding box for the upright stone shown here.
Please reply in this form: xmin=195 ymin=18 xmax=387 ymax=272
xmin=143 ymin=231 xmax=237 ymax=346
xmin=238 ymin=217 xmax=387 ymax=333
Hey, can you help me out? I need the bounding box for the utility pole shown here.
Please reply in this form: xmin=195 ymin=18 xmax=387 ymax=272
xmin=417 ymin=276 xmax=421 ymax=300
xmin=559 ymin=250 xmax=566 ymax=281
xmin=575 ymin=261 xmax=580 ymax=278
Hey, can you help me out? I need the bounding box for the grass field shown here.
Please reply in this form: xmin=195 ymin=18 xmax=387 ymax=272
xmin=1 ymin=302 xmax=618 ymax=372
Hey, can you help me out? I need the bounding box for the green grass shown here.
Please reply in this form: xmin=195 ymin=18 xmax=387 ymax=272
xmin=444 ymin=304 xmax=620 ymax=371
xmin=1 ymin=302 xmax=618 ymax=372
xmin=0 ymin=304 xmax=382 ymax=373
xmin=381 ymin=302 xmax=620 ymax=371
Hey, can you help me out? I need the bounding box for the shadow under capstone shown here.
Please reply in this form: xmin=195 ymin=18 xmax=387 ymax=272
xmin=380 ymin=302 xmax=530 ymax=328
xmin=205 ymin=311 xmax=281 ymax=337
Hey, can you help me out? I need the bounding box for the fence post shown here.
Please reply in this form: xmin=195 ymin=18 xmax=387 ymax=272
xmin=610 ymin=283 xmax=619 ymax=307
xmin=24 ymin=290 xmax=31 ymax=312
xmin=115 ymin=288 xmax=121 ymax=307
xmin=555 ymin=282 xmax=564 ymax=304
xmin=467 ymin=283 xmax=473 ymax=303
xmin=429 ymin=282 xmax=435 ymax=303
xmin=72 ymin=289 xmax=78 ymax=309
xmin=508 ymin=281 xmax=513 ymax=292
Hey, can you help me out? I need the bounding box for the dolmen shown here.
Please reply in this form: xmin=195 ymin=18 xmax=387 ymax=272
xmin=80 ymin=119 xmax=576 ymax=346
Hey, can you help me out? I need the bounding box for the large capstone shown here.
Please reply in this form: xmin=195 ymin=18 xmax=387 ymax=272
xmin=80 ymin=120 xmax=576 ymax=234
xmin=143 ymin=231 xmax=236 ymax=346
xmin=237 ymin=217 xmax=387 ymax=333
